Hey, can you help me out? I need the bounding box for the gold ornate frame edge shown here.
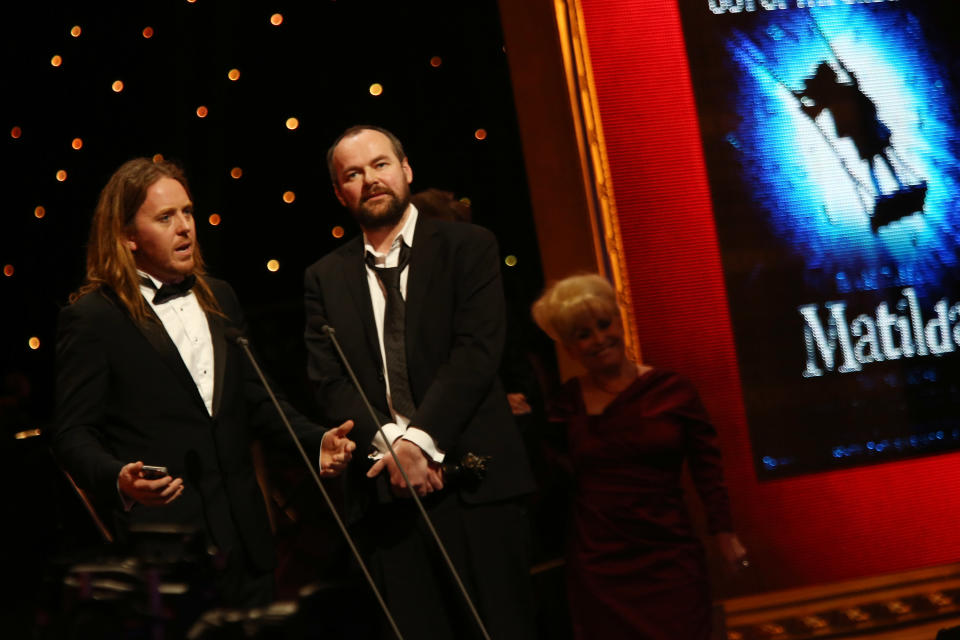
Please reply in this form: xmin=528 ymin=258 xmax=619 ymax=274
xmin=552 ymin=0 xmax=639 ymax=361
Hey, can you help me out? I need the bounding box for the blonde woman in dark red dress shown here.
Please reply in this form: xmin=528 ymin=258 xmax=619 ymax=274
xmin=533 ymin=274 xmax=746 ymax=640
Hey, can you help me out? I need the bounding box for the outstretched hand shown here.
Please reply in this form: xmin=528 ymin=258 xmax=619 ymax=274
xmin=118 ymin=461 xmax=184 ymax=506
xmin=319 ymin=420 xmax=356 ymax=477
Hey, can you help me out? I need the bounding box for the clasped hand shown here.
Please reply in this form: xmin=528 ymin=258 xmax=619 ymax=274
xmin=367 ymin=438 xmax=444 ymax=497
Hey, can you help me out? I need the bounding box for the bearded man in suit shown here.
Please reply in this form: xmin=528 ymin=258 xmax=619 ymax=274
xmin=54 ymin=157 xmax=356 ymax=608
xmin=304 ymin=126 xmax=536 ymax=639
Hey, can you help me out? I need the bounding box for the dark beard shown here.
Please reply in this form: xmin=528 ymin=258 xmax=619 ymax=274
xmin=352 ymin=189 xmax=409 ymax=230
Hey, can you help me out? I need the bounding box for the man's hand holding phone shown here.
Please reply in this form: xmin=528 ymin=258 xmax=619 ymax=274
xmin=118 ymin=461 xmax=184 ymax=506
xmin=141 ymin=465 xmax=169 ymax=480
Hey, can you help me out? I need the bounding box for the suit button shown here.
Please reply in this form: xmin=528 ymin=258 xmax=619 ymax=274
xmin=377 ymin=371 xmax=384 ymax=382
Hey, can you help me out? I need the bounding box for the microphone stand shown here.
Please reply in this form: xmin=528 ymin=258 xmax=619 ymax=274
xmin=320 ymin=323 xmax=492 ymax=640
xmin=231 ymin=332 xmax=405 ymax=640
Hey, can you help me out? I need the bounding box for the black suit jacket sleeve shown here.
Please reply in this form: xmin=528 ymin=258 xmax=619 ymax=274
xmin=54 ymin=301 xmax=126 ymax=502
xmin=408 ymin=228 xmax=505 ymax=452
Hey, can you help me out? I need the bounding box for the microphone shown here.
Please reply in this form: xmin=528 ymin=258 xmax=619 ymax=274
xmin=228 ymin=326 xmax=404 ymax=640
xmin=318 ymin=319 xmax=492 ymax=640
xmin=224 ymin=326 xmax=246 ymax=346
xmin=306 ymin=314 xmax=333 ymax=337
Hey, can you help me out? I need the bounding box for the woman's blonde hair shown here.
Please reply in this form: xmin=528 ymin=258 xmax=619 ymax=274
xmin=70 ymin=157 xmax=221 ymax=323
xmin=532 ymin=273 xmax=619 ymax=343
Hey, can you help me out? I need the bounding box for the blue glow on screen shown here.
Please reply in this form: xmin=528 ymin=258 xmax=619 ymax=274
xmin=830 ymin=427 xmax=960 ymax=462
xmin=726 ymin=6 xmax=960 ymax=297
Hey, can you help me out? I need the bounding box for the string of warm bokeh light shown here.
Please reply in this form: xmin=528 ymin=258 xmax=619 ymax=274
xmin=3 ymin=2 xmax=524 ymax=375
xmin=2 ymin=19 xmax=540 ymax=638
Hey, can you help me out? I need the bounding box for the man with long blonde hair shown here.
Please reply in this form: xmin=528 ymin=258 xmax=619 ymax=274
xmin=55 ymin=157 xmax=356 ymax=607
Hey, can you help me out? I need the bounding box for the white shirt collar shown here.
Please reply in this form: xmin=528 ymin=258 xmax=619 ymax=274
xmin=137 ymin=270 xmax=163 ymax=289
xmin=363 ymin=204 xmax=419 ymax=261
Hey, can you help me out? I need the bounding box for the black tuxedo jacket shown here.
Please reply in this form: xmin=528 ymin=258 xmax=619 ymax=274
xmin=54 ymin=277 xmax=325 ymax=572
xmin=304 ymin=216 xmax=535 ymax=521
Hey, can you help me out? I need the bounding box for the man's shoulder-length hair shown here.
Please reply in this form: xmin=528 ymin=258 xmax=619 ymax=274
xmin=70 ymin=157 xmax=221 ymax=324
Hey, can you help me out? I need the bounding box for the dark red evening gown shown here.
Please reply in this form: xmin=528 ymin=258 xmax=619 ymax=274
xmin=549 ymin=368 xmax=733 ymax=640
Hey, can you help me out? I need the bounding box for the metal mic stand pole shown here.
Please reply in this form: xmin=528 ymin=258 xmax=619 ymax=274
xmin=321 ymin=325 xmax=492 ymax=640
xmin=233 ymin=335 xmax=405 ymax=640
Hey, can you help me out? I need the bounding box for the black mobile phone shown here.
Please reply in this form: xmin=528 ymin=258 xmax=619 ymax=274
xmin=142 ymin=465 xmax=169 ymax=479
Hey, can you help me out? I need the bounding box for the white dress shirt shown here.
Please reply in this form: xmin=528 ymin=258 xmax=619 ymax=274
xmin=118 ymin=272 xmax=216 ymax=509
xmin=126 ymin=274 xmax=328 ymax=487
xmin=363 ymin=206 xmax=444 ymax=463
xmin=139 ymin=271 xmax=215 ymax=415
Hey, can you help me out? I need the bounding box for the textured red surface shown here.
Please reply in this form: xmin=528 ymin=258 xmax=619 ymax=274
xmin=578 ymin=0 xmax=960 ymax=590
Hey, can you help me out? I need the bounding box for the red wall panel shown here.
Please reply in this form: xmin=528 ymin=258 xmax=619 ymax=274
xmin=578 ymin=0 xmax=960 ymax=590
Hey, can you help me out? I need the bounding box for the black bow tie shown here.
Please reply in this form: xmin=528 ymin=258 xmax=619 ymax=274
xmin=141 ymin=274 xmax=197 ymax=304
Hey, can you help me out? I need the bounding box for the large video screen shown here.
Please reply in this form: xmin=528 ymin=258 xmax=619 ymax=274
xmin=677 ymin=2 xmax=960 ymax=478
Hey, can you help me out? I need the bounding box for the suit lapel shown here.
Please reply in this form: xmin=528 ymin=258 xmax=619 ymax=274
xmin=405 ymin=216 xmax=440 ymax=352
xmin=209 ymin=311 xmax=227 ymax=417
xmin=136 ymin=302 xmax=210 ymax=416
xmin=343 ymin=239 xmax=384 ymax=371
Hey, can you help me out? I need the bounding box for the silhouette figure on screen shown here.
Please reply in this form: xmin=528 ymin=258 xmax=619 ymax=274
xmin=792 ymin=60 xmax=927 ymax=232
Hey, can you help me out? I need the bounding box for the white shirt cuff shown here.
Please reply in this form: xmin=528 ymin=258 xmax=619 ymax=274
xmin=369 ymin=423 xmax=445 ymax=464
xmin=370 ymin=422 xmax=407 ymax=457
xmin=402 ymin=427 xmax=445 ymax=464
